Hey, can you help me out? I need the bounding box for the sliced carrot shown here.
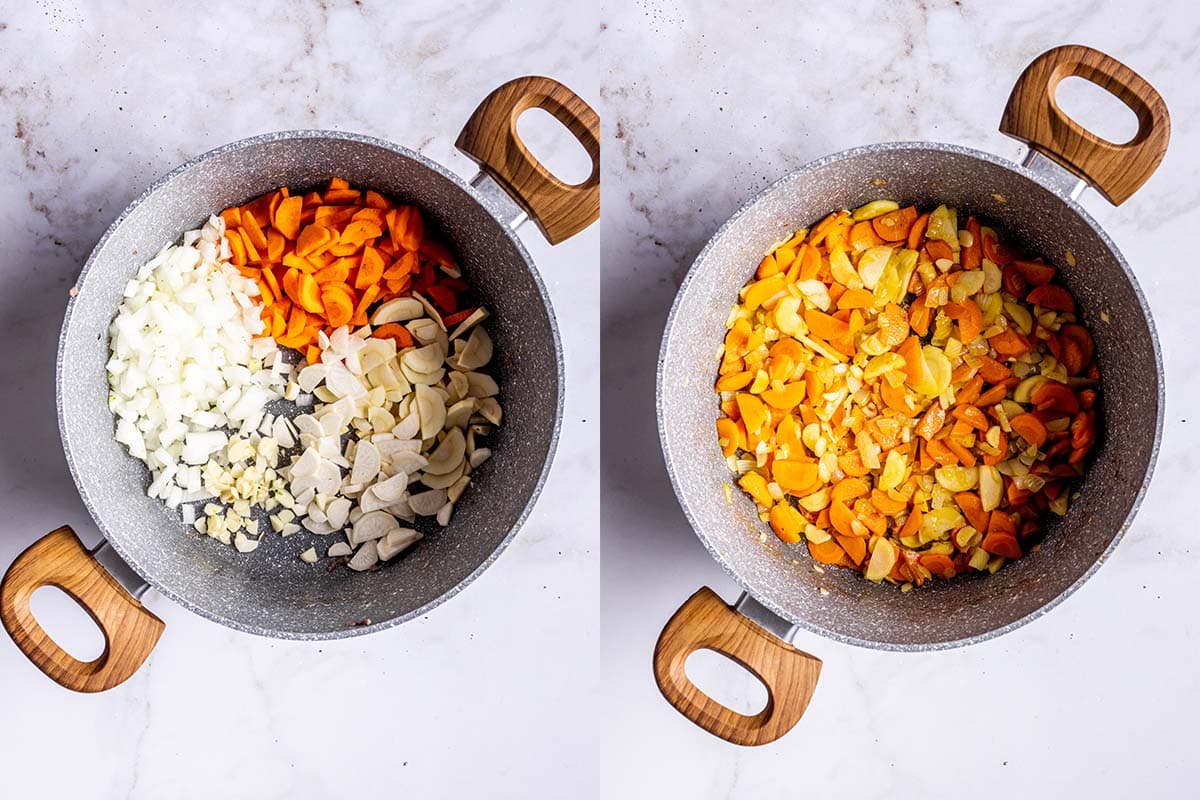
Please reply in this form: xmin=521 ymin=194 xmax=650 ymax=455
xmin=849 ymin=220 xmax=885 ymax=251
xmin=945 ymin=299 xmax=983 ymax=344
xmin=915 ymin=402 xmax=945 ymax=440
xmin=926 ymin=239 xmax=954 ymax=262
xmin=774 ymin=459 xmax=821 ymax=495
xmin=836 ymin=288 xmax=876 ymax=310
xmin=989 ymin=328 xmax=1031 ymax=359
xmin=956 ymin=374 xmax=983 ymax=406
xmin=981 ymin=531 xmax=1021 ymax=560
xmin=835 ymin=533 xmax=867 ymax=566
xmin=909 ymin=299 xmax=932 ymax=337
xmin=320 ymin=284 xmax=354 ymax=327
xmin=872 ymin=206 xmax=918 ymax=243
xmin=870 ymin=489 xmax=907 ymax=516
xmin=981 ymin=228 xmax=1014 ymax=265
xmin=296 ymin=272 xmax=324 ymax=314
xmin=340 ymin=219 xmax=383 ymax=249
xmin=951 ymin=405 xmax=988 ymax=431
xmin=897 ymin=506 xmax=923 ymax=539
xmin=804 ymin=308 xmax=850 ymax=340
xmin=1031 ymin=381 xmax=1079 ymax=414
xmin=954 ymin=492 xmax=990 ymax=532
xmin=975 ymin=355 xmax=1011 ymax=384
xmin=906 ymin=211 xmax=930 ymax=251
xmin=1026 ymin=284 xmax=1075 ymax=313
xmin=240 ymin=209 xmax=269 ymax=251
xmin=919 ymin=552 xmax=956 ymax=579
xmin=809 ymin=538 xmax=848 ymax=566
xmin=355 ymin=245 xmax=385 ymax=290
xmin=1012 ymin=259 xmax=1055 ymax=286
xmin=372 ymin=322 xmax=415 ymax=349
xmin=225 ymin=230 xmax=247 ymax=266
xmin=976 ymin=383 xmax=1010 ymax=407
xmin=272 ymin=196 xmax=304 ymax=240
xmin=1009 ymin=413 xmax=1049 ymax=447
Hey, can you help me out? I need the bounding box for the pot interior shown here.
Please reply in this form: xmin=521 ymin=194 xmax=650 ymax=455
xmin=660 ymin=143 xmax=1160 ymax=649
xmin=59 ymin=132 xmax=561 ymax=638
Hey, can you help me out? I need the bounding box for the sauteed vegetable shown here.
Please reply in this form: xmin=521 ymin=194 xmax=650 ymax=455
xmin=715 ymin=201 xmax=1099 ymax=587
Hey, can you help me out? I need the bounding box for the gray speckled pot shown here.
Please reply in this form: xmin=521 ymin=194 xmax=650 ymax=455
xmin=658 ymin=142 xmax=1163 ymax=650
xmin=58 ymin=130 xmax=564 ymax=639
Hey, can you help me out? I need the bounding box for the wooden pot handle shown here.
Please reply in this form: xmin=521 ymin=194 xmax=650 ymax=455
xmin=456 ymin=75 xmax=600 ymax=245
xmin=999 ymin=44 xmax=1170 ymax=205
xmin=653 ymin=587 xmax=821 ymax=746
xmin=0 ymin=526 xmax=164 ymax=692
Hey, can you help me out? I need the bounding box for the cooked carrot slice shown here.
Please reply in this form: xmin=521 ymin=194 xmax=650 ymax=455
xmin=919 ymin=552 xmax=957 ymax=579
xmin=945 ymin=299 xmax=983 ymax=343
xmin=1026 ymin=284 xmax=1075 ymax=313
xmin=849 ymin=220 xmax=885 ymax=251
xmin=272 ymin=196 xmax=304 ymax=240
xmin=989 ymin=328 xmax=1031 ymax=358
xmin=915 ymin=402 xmax=945 ymax=440
xmin=951 ymin=405 xmax=988 ymax=431
xmin=1009 ymin=413 xmax=1048 ymax=447
xmin=1012 ymin=259 xmax=1055 ymax=286
xmin=871 ymin=206 xmax=918 ymax=242
xmin=1031 ymin=381 xmax=1080 ymax=414
xmin=831 ymin=477 xmax=869 ymax=504
xmin=809 ymin=538 xmax=848 ymax=566
xmin=804 ymin=308 xmax=850 ymax=340
xmin=906 ymin=211 xmax=930 ymax=250
xmin=836 ymin=288 xmax=876 ymax=310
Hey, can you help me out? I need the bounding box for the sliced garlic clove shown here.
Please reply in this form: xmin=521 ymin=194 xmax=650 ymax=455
xmin=468 ymin=447 xmax=491 ymax=469
xmin=291 ymin=447 xmax=321 ymax=478
xmin=415 ymin=384 xmax=447 ymax=440
xmin=326 ymin=497 xmax=352 ymax=530
xmin=465 ymin=372 xmax=499 ymax=398
xmin=448 ymin=307 xmax=489 ymax=341
xmin=371 ymin=297 xmax=424 ymax=325
xmin=347 ymin=540 xmax=379 ymax=571
xmin=234 ymin=532 xmax=260 ymax=553
xmin=402 ymin=343 xmax=446 ymax=375
xmin=447 ymin=475 xmax=471 ymax=504
xmin=455 ymin=327 xmax=493 ymax=371
xmin=475 ymin=397 xmax=502 ymax=426
xmin=371 ymin=472 xmax=408 ymax=503
xmin=408 ymin=487 xmax=448 ymax=516
xmin=350 ymin=440 xmax=381 ymax=485
xmin=302 ymin=516 xmax=335 ymax=535
xmin=353 ymin=510 xmax=399 ymax=543
xmin=327 ymin=541 xmax=352 ymax=558
xmin=399 ymin=361 xmax=445 ymax=386
xmin=406 ymin=317 xmax=442 ymax=345
xmin=445 ymin=398 xmax=476 ymax=429
xmin=377 ymin=528 xmax=422 ymax=561
xmin=411 ymin=292 xmax=445 ymax=330
xmin=297 ymin=363 xmax=329 ymax=393
xmin=419 ymin=462 xmax=465 ymax=489
xmin=424 ymin=429 xmax=466 ymax=475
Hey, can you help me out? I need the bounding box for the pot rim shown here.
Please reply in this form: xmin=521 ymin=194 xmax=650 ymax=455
xmin=57 ymin=129 xmax=565 ymax=641
xmin=657 ymin=140 xmax=1164 ymax=651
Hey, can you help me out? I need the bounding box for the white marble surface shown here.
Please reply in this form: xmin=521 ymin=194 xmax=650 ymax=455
xmin=600 ymin=1 xmax=1200 ymax=797
xmin=0 ymin=2 xmax=598 ymax=797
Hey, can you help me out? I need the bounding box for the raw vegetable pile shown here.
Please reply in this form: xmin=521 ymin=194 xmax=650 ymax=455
xmin=107 ymin=179 xmax=500 ymax=570
xmin=715 ymin=201 xmax=1099 ymax=588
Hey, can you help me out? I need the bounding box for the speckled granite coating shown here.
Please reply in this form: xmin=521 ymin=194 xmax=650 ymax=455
xmin=658 ymin=142 xmax=1163 ymax=650
xmin=58 ymin=130 xmax=564 ymax=640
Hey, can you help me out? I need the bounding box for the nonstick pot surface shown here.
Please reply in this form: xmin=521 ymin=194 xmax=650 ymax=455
xmin=659 ymin=142 xmax=1162 ymax=649
xmin=59 ymin=131 xmax=563 ymax=639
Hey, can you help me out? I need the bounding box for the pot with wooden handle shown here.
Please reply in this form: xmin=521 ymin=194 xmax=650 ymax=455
xmin=655 ymin=45 xmax=1167 ymax=744
xmin=2 ymin=75 xmax=599 ymax=692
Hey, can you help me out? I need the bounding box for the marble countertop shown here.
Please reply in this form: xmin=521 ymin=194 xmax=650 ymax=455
xmin=0 ymin=2 xmax=597 ymax=798
xmin=600 ymin=0 xmax=1200 ymax=797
